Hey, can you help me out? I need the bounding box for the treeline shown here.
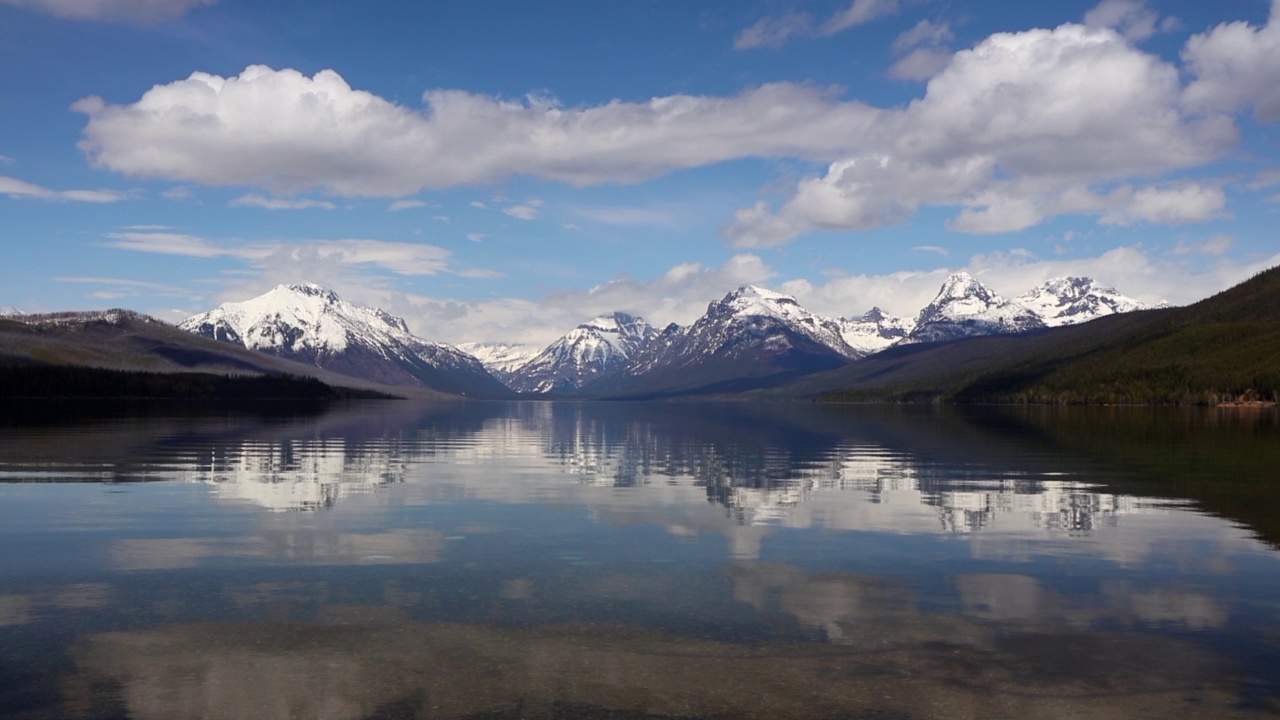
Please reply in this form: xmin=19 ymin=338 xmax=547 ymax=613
xmin=0 ymin=364 xmax=391 ymax=400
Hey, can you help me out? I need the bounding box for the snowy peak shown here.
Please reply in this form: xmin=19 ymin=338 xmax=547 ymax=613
xmin=837 ymin=307 xmax=914 ymax=355
xmin=710 ymin=285 xmax=806 ymax=321
xmin=935 ymin=271 xmax=1000 ymax=304
xmin=180 ymin=283 xmax=509 ymax=396
xmin=698 ymin=285 xmax=862 ymax=359
xmin=860 ymin=307 xmax=888 ymax=323
xmin=920 ymin=272 xmax=1009 ymax=321
xmin=507 ymin=311 xmax=657 ymax=393
xmin=1015 ymin=276 xmax=1149 ymax=326
xmin=456 ymin=342 xmax=542 ymax=376
xmin=909 ymin=272 xmax=1044 ymax=344
xmin=181 ymin=283 xmax=413 ymax=356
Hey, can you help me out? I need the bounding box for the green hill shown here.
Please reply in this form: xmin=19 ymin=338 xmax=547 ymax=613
xmin=805 ymin=265 xmax=1280 ymax=405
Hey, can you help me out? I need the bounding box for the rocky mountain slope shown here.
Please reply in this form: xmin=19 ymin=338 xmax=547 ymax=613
xmin=906 ymin=272 xmax=1046 ymax=344
xmin=455 ymin=342 xmax=542 ymax=380
xmin=581 ymin=286 xmax=862 ymax=398
xmin=507 ymin=313 xmax=656 ymax=393
xmin=0 ymin=309 xmax=414 ymax=398
xmin=180 ymin=284 xmax=510 ymax=397
xmin=1014 ymin=276 xmax=1150 ymax=327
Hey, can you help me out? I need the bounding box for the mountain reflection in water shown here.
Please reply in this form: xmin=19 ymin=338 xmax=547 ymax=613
xmin=0 ymin=400 xmax=1278 ymax=719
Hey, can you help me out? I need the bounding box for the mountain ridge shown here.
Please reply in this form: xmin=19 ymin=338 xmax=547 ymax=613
xmin=0 ymin=309 xmax=426 ymax=399
xmin=180 ymin=284 xmax=511 ymax=397
xmin=803 ymin=265 xmax=1280 ymax=405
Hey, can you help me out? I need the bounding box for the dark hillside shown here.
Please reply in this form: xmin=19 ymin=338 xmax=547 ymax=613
xmin=0 ymin=312 xmax=430 ymax=399
xmin=802 ymin=265 xmax=1280 ymax=405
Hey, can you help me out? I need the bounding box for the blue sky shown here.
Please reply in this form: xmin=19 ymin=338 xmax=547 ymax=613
xmin=2 ymin=0 xmax=1279 ymax=346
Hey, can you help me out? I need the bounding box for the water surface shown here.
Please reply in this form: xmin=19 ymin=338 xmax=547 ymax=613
xmin=1 ymin=400 xmax=1278 ymax=719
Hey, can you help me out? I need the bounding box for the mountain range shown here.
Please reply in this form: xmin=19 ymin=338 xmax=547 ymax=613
xmin=170 ymin=274 xmax=1152 ymax=399
xmin=2 ymin=272 xmax=1177 ymax=401
xmin=802 ymin=265 xmax=1280 ymax=405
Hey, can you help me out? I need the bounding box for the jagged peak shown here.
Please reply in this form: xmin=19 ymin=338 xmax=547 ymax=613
xmin=579 ymin=311 xmax=647 ymax=332
xmin=723 ymin=284 xmax=795 ymax=303
xmin=711 ymin=285 xmax=805 ymax=319
xmin=933 ymin=272 xmax=1001 ymax=303
xmin=274 ymin=282 xmax=341 ymax=303
xmin=1026 ymin=276 xmax=1103 ymax=297
xmin=861 ymin=306 xmax=887 ymax=322
xmin=732 ymin=284 xmax=784 ymax=297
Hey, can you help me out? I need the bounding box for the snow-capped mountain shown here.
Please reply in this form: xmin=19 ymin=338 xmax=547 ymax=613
xmin=837 ymin=307 xmax=915 ymax=355
xmin=1014 ymin=277 xmax=1148 ymax=327
xmin=584 ymin=286 xmax=860 ymax=397
xmin=180 ymin=283 xmax=511 ymax=397
xmin=507 ymin=312 xmax=657 ymax=393
xmin=0 ymin=306 xmax=21 ymax=317
xmin=456 ymin=342 xmax=543 ymax=378
xmin=907 ymin=272 xmax=1046 ymax=344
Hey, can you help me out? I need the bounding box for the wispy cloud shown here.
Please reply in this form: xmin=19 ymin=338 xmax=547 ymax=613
xmin=889 ymin=19 xmax=954 ymax=81
xmin=502 ymin=199 xmax=542 ymax=220
xmin=104 ymin=232 xmax=263 ymax=259
xmin=55 ymin=276 xmax=198 ymax=299
xmin=913 ymin=245 xmax=949 ymax=255
xmin=0 ymin=175 xmax=124 ymax=203
xmin=1083 ymin=0 xmax=1179 ymax=42
xmin=0 ymin=0 xmax=217 ymax=22
xmin=735 ymin=0 xmax=898 ymax=50
xmin=230 ymin=193 xmax=336 ymax=210
xmin=734 ymin=12 xmax=814 ymax=50
xmin=100 ymin=231 xmax=494 ymax=280
xmin=388 ymin=199 xmax=427 ymax=211
xmin=1172 ymin=234 xmax=1233 ymax=256
xmin=575 ymin=206 xmax=675 ymax=227
xmin=821 ymin=0 xmax=899 ymax=35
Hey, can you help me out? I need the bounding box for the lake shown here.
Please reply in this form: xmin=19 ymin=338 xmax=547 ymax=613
xmin=1 ymin=400 xmax=1278 ymax=719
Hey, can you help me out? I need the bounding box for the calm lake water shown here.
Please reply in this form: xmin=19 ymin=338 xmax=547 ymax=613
xmin=1 ymin=400 xmax=1279 ymax=719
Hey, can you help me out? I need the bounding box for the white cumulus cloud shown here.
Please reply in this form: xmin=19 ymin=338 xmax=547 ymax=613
xmin=725 ymin=23 xmax=1237 ymax=246
xmin=1182 ymin=0 xmax=1280 ymax=122
xmin=74 ymin=65 xmax=879 ymax=197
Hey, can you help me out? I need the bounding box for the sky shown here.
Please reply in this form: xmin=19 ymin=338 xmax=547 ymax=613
xmin=2 ymin=0 xmax=1279 ymax=347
